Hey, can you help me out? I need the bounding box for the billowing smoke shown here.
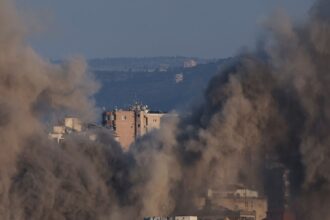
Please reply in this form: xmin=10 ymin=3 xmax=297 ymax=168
xmin=1 ymin=0 xmax=330 ymax=219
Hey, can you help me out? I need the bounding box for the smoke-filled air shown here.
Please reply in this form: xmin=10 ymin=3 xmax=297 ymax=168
xmin=1 ymin=0 xmax=330 ymax=219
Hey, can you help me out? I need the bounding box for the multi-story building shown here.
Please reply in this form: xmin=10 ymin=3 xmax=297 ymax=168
xmin=111 ymin=110 xmax=135 ymax=149
xmin=49 ymin=117 xmax=101 ymax=143
xmin=175 ymin=73 xmax=184 ymax=83
xmin=203 ymin=185 xmax=267 ymax=220
xmin=135 ymin=110 xmax=166 ymax=137
xmin=197 ymin=209 xmax=257 ymax=220
xmin=102 ymin=103 xmax=172 ymax=150
xmin=49 ymin=117 xmax=83 ymax=143
xmin=265 ymin=162 xmax=295 ymax=220
xmin=183 ymin=59 xmax=197 ymax=68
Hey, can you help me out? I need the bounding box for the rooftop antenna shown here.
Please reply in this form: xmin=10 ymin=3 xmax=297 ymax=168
xmin=133 ymin=91 xmax=138 ymax=104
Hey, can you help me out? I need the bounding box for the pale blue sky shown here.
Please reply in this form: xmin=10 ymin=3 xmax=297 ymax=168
xmin=18 ymin=0 xmax=314 ymax=59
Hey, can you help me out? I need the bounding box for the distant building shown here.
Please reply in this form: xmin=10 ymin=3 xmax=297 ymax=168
xmin=49 ymin=117 xmax=82 ymax=143
xmin=175 ymin=73 xmax=184 ymax=83
xmin=159 ymin=64 xmax=169 ymax=72
xmin=197 ymin=209 xmax=257 ymax=220
xmin=64 ymin=117 xmax=83 ymax=132
xmin=265 ymin=162 xmax=295 ymax=220
xmin=183 ymin=59 xmax=197 ymax=68
xmin=203 ymin=185 xmax=267 ymax=220
xmin=49 ymin=126 xmax=65 ymax=143
xmin=103 ymin=102 xmax=174 ymax=150
xmin=105 ymin=110 xmax=135 ymax=149
xmin=135 ymin=110 xmax=166 ymax=137
xmin=145 ymin=211 xmax=256 ymax=220
xmin=49 ymin=117 xmax=101 ymax=143
xmin=143 ymin=186 xmax=266 ymax=220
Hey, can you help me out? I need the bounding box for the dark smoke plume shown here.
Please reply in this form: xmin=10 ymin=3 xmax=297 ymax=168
xmin=1 ymin=0 xmax=330 ymax=219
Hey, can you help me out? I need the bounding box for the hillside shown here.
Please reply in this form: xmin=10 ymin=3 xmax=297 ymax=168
xmin=88 ymin=56 xmax=215 ymax=72
xmin=93 ymin=58 xmax=231 ymax=111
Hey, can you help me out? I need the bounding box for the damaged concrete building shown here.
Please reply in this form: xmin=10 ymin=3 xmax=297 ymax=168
xmin=102 ymin=102 xmax=175 ymax=150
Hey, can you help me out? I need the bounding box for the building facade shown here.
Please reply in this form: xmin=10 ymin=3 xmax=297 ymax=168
xmin=265 ymin=162 xmax=295 ymax=220
xmin=103 ymin=103 xmax=171 ymax=150
xmin=183 ymin=59 xmax=198 ymax=68
xmin=112 ymin=110 xmax=135 ymax=149
xmin=204 ymin=186 xmax=267 ymax=220
xmin=49 ymin=117 xmax=83 ymax=143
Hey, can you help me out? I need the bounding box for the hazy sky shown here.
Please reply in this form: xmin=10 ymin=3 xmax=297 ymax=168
xmin=18 ymin=0 xmax=314 ymax=59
